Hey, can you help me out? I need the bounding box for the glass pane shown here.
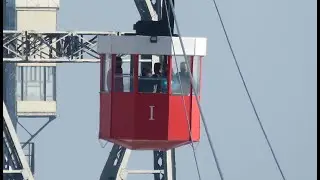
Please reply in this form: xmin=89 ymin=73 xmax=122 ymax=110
xmin=138 ymin=55 xmax=168 ymax=94
xmin=192 ymin=56 xmax=201 ymax=95
xmin=113 ymin=56 xmax=133 ymax=92
xmin=46 ymin=67 xmax=54 ymax=101
xmin=172 ymin=56 xmax=191 ymax=95
xmin=25 ymin=67 xmax=41 ymax=101
xmin=39 ymin=67 xmax=45 ymax=100
xmin=104 ymin=55 xmax=111 ymax=92
xmin=21 ymin=66 xmax=49 ymax=101
xmin=16 ymin=67 xmax=22 ymax=100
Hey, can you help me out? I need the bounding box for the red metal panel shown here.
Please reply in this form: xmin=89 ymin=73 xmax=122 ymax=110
xmin=168 ymin=96 xmax=191 ymax=141
xmin=99 ymin=93 xmax=112 ymax=139
xmin=110 ymin=139 xmax=191 ymax=151
xmin=134 ymin=93 xmax=170 ymax=140
xmin=190 ymin=56 xmax=201 ymax=142
xmin=191 ymin=96 xmax=201 ymax=141
xmin=111 ymin=93 xmax=135 ymax=139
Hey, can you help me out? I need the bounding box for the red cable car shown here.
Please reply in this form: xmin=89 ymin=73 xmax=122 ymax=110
xmin=98 ymin=35 xmax=207 ymax=150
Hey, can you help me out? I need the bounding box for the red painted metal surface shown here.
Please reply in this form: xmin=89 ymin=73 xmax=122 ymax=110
xmin=99 ymin=54 xmax=202 ymax=150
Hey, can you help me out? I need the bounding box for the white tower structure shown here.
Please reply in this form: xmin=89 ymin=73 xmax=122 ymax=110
xmin=15 ymin=0 xmax=59 ymax=118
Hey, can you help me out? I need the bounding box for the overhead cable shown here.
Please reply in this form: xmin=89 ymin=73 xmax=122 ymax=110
xmin=166 ymin=0 xmax=225 ymax=179
xmin=163 ymin=1 xmax=203 ymax=180
xmin=207 ymin=0 xmax=287 ymax=179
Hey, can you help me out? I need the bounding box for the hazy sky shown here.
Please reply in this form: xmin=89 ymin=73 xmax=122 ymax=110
xmin=17 ymin=0 xmax=317 ymax=180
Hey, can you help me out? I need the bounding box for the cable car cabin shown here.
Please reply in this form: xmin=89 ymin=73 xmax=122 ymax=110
xmin=98 ymin=35 xmax=207 ymax=150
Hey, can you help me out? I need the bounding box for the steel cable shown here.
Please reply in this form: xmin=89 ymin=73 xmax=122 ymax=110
xmin=163 ymin=1 xmax=203 ymax=180
xmin=167 ymin=0 xmax=225 ymax=179
xmin=205 ymin=0 xmax=287 ymax=179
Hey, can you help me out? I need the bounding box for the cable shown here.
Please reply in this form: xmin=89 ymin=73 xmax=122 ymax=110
xmin=163 ymin=2 xmax=203 ymax=180
xmin=166 ymin=0 xmax=225 ymax=180
xmin=207 ymin=1 xmax=287 ymax=179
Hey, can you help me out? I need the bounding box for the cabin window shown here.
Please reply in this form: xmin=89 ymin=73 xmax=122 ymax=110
xmin=192 ymin=56 xmax=201 ymax=95
xmin=138 ymin=55 xmax=168 ymax=94
xmin=171 ymin=56 xmax=192 ymax=95
xmin=103 ymin=54 xmax=111 ymax=92
xmin=16 ymin=66 xmax=56 ymax=101
xmin=112 ymin=55 xmax=134 ymax=93
xmin=45 ymin=67 xmax=56 ymax=100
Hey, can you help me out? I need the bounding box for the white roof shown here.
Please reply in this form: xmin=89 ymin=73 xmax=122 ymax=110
xmin=16 ymin=0 xmax=60 ymax=8
xmin=97 ymin=35 xmax=207 ymax=56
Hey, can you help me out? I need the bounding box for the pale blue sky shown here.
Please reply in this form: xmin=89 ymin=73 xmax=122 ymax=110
xmin=17 ymin=0 xmax=317 ymax=179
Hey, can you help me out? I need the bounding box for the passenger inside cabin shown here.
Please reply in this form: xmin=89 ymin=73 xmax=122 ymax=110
xmin=174 ymin=62 xmax=190 ymax=95
xmin=152 ymin=63 xmax=163 ymax=93
xmin=152 ymin=63 xmax=162 ymax=78
xmin=107 ymin=56 xmax=124 ymax=92
xmin=160 ymin=66 xmax=170 ymax=93
xmin=139 ymin=68 xmax=155 ymax=93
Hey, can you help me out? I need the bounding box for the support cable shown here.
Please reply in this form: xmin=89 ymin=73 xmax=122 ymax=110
xmin=167 ymin=0 xmax=225 ymax=179
xmin=205 ymin=1 xmax=287 ymax=179
xmin=163 ymin=2 xmax=202 ymax=180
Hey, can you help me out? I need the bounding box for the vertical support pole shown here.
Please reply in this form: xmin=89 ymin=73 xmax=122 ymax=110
xmin=164 ymin=149 xmax=176 ymax=180
xmin=21 ymin=67 xmax=24 ymax=101
xmin=80 ymin=35 xmax=84 ymax=59
xmin=53 ymin=66 xmax=57 ymax=101
xmin=100 ymin=54 xmax=106 ymax=92
xmin=190 ymin=56 xmax=194 ymax=95
xmin=31 ymin=142 xmax=35 ymax=174
xmin=111 ymin=54 xmax=116 ymax=92
xmin=153 ymin=150 xmax=176 ymax=180
xmin=156 ymin=0 xmax=163 ymax=20
xmin=162 ymin=0 xmax=175 ymax=34
xmin=100 ymin=145 xmax=131 ymax=180
xmin=153 ymin=151 xmax=163 ymax=180
xmin=130 ymin=55 xmax=135 ymax=92
xmin=189 ymin=56 xmax=194 ymax=135
xmin=44 ymin=66 xmax=47 ymax=101
xmin=167 ymin=56 xmax=172 ymax=94
xmin=133 ymin=54 xmax=139 ymax=93
xmin=199 ymin=56 xmax=203 ymax=96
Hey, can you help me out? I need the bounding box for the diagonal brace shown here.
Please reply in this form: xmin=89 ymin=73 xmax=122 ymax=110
xmin=21 ymin=117 xmax=55 ymax=149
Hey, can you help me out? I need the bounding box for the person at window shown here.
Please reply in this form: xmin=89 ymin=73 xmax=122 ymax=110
xmin=139 ymin=68 xmax=155 ymax=93
xmin=152 ymin=63 xmax=162 ymax=78
xmin=107 ymin=56 xmax=124 ymax=92
xmin=174 ymin=62 xmax=190 ymax=94
xmin=152 ymin=63 xmax=163 ymax=93
xmin=160 ymin=66 xmax=170 ymax=93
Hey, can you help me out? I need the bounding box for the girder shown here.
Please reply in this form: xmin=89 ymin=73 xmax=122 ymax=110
xmin=3 ymin=101 xmax=34 ymax=180
xmin=3 ymin=30 xmax=125 ymax=62
xmin=100 ymin=145 xmax=176 ymax=180
xmin=134 ymin=0 xmax=160 ymax=20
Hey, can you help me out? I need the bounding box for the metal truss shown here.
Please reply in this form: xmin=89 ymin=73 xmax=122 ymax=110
xmin=153 ymin=150 xmax=176 ymax=180
xmin=3 ymin=101 xmax=34 ymax=180
xmin=17 ymin=117 xmax=55 ymax=149
xmin=134 ymin=0 xmax=161 ymax=20
xmin=100 ymin=145 xmax=176 ymax=180
xmin=21 ymin=142 xmax=35 ymax=175
xmin=3 ymin=30 xmax=124 ymax=63
xmin=14 ymin=116 xmax=55 ymax=176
